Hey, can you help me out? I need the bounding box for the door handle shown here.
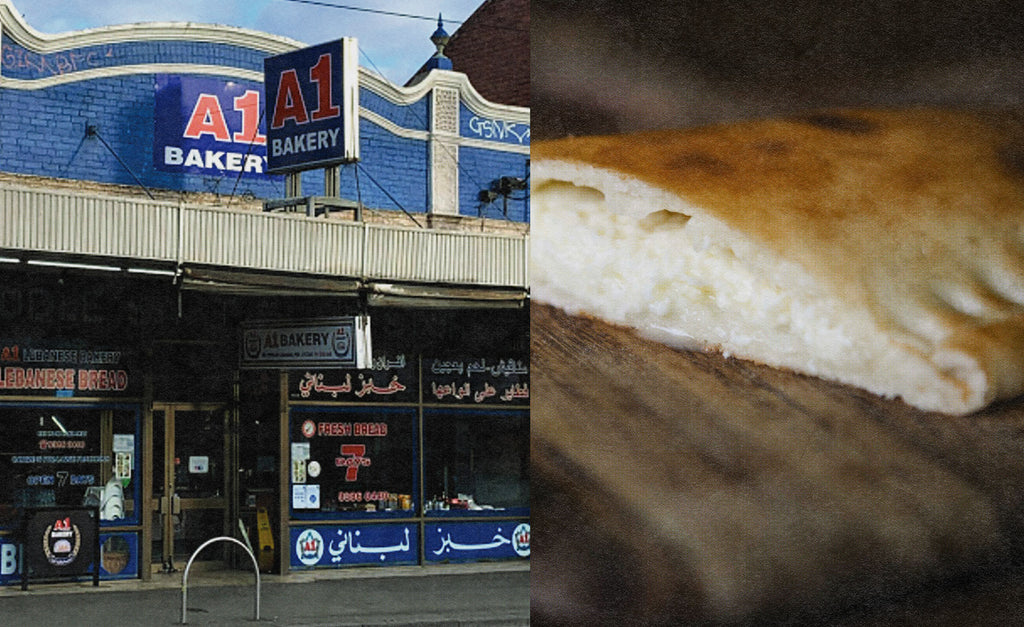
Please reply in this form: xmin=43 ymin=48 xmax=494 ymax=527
xmin=172 ymin=494 xmax=181 ymax=515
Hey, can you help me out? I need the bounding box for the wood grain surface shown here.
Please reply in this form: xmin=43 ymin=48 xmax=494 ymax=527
xmin=531 ymin=302 xmax=1024 ymax=624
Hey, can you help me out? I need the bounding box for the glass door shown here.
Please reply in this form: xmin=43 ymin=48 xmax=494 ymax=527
xmin=152 ymin=403 xmax=230 ymax=572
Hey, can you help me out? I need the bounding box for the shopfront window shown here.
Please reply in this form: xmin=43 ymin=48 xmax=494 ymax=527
xmin=289 ymin=407 xmax=416 ymax=518
xmin=422 ymin=409 xmax=528 ymax=515
xmin=0 ymin=405 xmax=140 ymax=529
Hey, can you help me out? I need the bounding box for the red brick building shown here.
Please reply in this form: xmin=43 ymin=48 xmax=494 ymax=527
xmin=410 ymin=0 xmax=529 ymax=107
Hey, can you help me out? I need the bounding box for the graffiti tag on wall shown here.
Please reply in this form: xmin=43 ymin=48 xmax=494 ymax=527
xmin=466 ymin=115 xmax=530 ymax=145
xmin=2 ymin=43 xmax=115 ymax=79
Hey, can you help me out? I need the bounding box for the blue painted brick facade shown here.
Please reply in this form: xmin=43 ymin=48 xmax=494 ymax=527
xmin=361 ymin=90 xmax=429 ymax=132
xmin=1 ymin=39 xmax=267 ymax=80
xmin=1 ymin=21 xmax=529 ymax=223
xmin=460 ymin=104 xmax=530 ymax=148
xmin=460 ymin=147 xmax=530 ymax=222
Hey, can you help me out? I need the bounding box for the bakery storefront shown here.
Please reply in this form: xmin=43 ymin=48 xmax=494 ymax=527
xmin=0 ymin=272 xmax=247 ymax=585
xmin=276 ymin=327 xmax=530 ymax=569
xmin=0 ymin=274 xmax=171 ymax=585
xmin=0 ymin=0 xmax=529 ymax=585
xmin=0 ymin=346 xmax=144 ymax=583
xmin=0 ymin=274 xmax=529 ymax=584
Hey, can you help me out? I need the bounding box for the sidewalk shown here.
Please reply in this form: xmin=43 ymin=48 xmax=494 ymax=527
xmin=0 ymin=562 xmax=530 ymax=626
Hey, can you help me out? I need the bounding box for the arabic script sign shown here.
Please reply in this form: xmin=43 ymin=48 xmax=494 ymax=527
xmin=425 ymin=520 xmax=530 ymax=562
xmin=290 ymin=524 xmax=417 ymax=567
xmin=290 ymin=353 xmax=415 ymax=403
xmin=423 ymin=357 xmax=529 ymax=406
xmin=241 ymin=317 xmax=369 ymax=369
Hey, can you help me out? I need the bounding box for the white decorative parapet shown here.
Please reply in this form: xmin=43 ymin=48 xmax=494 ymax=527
xmin=0 ymin=184 xmax=528 ymax=290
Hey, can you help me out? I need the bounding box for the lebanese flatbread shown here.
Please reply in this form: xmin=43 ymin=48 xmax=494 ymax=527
xmin=531 ymin=108 xmax=1024 ymax=415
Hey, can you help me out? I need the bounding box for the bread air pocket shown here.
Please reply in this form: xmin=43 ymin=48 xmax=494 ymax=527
xmin=532 ymin=108 xmax=1024 ymax=415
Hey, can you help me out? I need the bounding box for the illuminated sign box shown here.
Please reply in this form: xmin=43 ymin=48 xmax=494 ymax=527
xmin=264 ymin=38 xmax=360 ymax=174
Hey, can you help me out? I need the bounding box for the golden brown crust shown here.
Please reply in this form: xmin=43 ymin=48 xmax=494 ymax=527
xmin=533 ymin=109 xmax=1024 ymax=261
xmin=533 ymin=108 xmax=1024 ymax=412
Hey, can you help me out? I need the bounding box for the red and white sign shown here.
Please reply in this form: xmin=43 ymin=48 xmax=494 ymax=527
xmin=264 ymin=38 xmax=360 ymax=173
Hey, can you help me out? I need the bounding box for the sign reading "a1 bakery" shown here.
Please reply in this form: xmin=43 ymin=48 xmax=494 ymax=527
xmin=154 ymin=75 xmax=275 ymax=179
xmin=22 ymin=508 xmax=99 ymax=582
xmin=240 ymin=317 xmax=371 ymax=369
xmin=264 ymin=38 xmax=360 ymax=174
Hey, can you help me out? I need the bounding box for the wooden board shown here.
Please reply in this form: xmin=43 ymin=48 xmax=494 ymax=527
xmin=531 ymin=302 xmax=1024 ymax=624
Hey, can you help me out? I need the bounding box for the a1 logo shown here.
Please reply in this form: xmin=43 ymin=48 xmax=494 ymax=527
xmin=512 ymin=523 xmax=530 ymax=557
xmin=184 ymin=90 xmax=266 ymax=144
xmin=270 ymin=52 xmax=340 ymax=130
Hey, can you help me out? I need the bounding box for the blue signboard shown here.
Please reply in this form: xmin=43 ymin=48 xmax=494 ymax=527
xmin=0 ymin=531 xmax=138 ymax=586
xmin=154 ymin=75 xmax=274 ymax=179
xmin=0 ymin=536 xmax=20 ymax=585
xmin=425 ymin=521 xmax=530 ymax=563
xmin=264 ymin=38 xmax=359 ymax=174
xmin=290 ymin=523 xmax=417 ymax=568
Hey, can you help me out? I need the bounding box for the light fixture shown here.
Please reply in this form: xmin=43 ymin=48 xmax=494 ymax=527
xmin=27 ymin=259 xmax=121 ymax=272
xmin=50 ymin=415 xmax=69 ymax=435
xmin=126 ymin=267 xmax=177 ymax=276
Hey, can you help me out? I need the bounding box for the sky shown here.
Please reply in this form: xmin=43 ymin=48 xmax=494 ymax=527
xmin=10 ymin=0 xmax=485 ymax=85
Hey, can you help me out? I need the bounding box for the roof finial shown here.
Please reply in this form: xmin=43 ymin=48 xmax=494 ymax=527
xmin=430 ymin=13 xmax=451 ymax=59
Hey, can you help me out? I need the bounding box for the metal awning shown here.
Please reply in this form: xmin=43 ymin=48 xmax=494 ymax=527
xmin=1 ymin=183 xmax=529 ymax=303
xmin=177 ymin=268 xmax=526 ymax=307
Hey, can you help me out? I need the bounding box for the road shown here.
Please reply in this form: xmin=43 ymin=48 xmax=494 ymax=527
xmin=0 ymin=562 xmax=530 ymax=626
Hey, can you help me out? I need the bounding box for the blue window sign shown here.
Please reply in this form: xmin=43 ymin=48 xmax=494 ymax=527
xmin=426 ymin=520 xmax=530 ymax=562
xmin=291 ymin=524 xmax=417 ymax=567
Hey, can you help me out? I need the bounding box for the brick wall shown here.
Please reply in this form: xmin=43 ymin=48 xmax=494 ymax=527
xmin=444 ymin=0 xmax=529 ymax=107
xmin=0 ymin=11 xmax=530 ymax=225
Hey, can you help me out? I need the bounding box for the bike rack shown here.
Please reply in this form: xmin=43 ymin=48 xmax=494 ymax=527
xmin=180 ymin=536 xmax=261 ymax=624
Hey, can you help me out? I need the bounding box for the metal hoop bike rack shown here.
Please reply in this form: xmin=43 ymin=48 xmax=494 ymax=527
xmin=180 ymin=536 xmax=261 ymax=624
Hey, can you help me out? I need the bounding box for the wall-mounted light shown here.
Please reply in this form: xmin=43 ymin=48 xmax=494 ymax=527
xmin=480 ymin=176 xmax=529 ymax=217
xmin=496 ymin=176 xmax=527 ymax=195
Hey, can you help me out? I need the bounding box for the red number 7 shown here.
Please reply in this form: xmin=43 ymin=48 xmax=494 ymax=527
xmin=340 ymin=444 xmax=366 ymax=481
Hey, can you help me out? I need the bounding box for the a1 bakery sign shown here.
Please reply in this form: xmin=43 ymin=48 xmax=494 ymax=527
xmin=154 ymin=75 xmax=275 ymax=179
xmin=264 ymin=38 xmax=360 ymax=173
xmin=23 ymin=508 xmax=98 ymax=580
